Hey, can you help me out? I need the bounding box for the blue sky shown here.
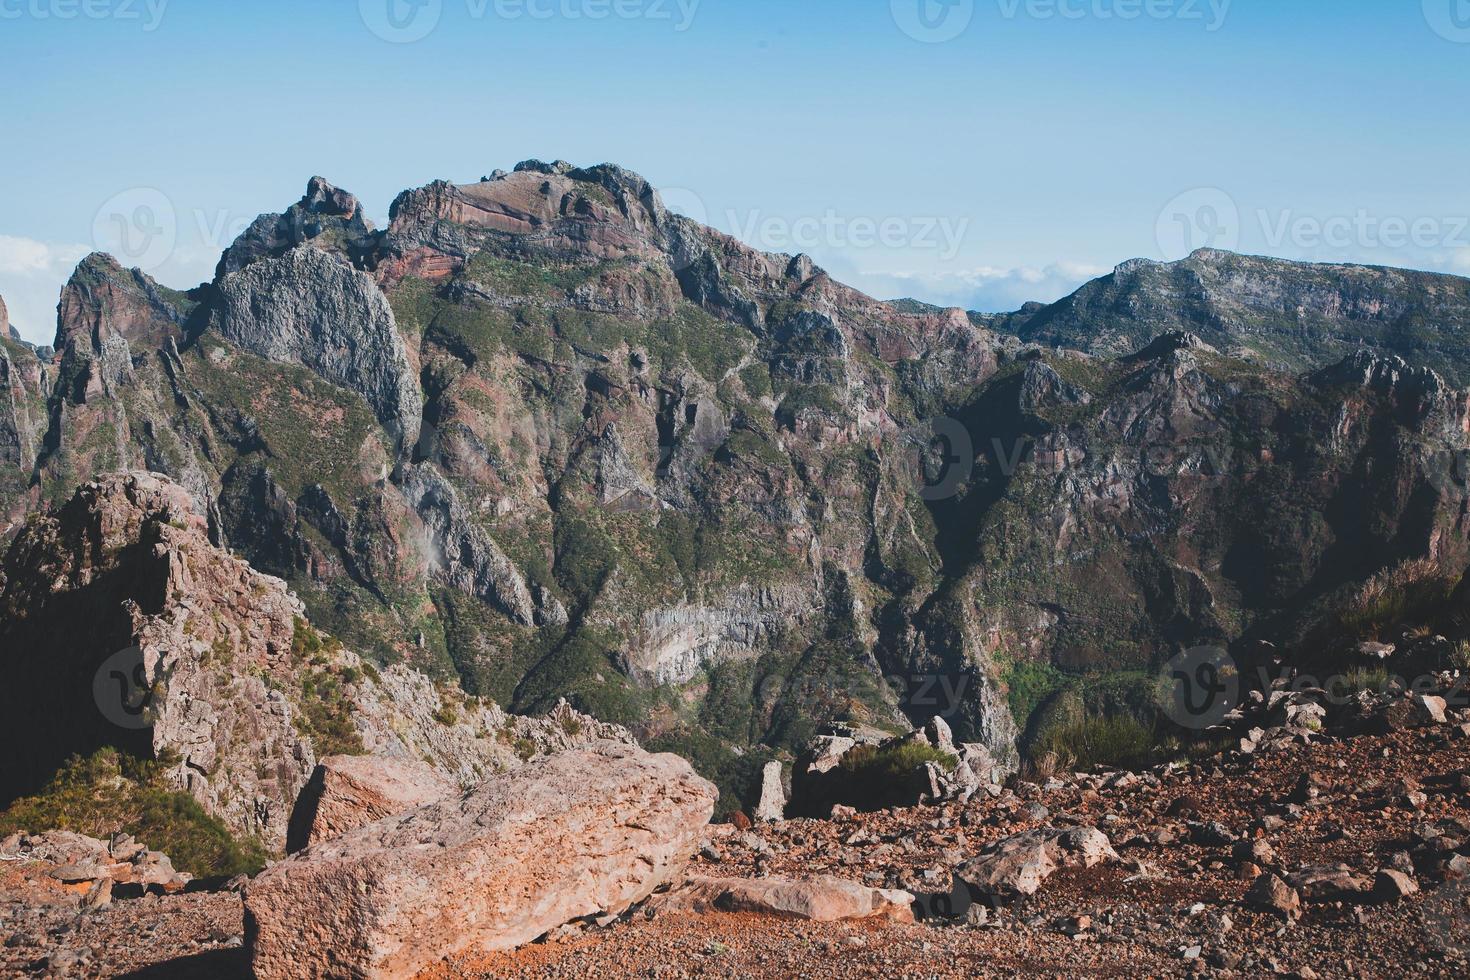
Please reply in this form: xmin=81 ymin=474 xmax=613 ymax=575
xmin=2 ymin=0 xmax=1468 ymax=343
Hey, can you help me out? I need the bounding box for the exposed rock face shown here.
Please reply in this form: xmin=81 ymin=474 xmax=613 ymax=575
xmin=285 ymin=755 xmax=457 ymax=853
xmin=213 ymin=245 xmax=422 ymax=456
xmin=0 ymin=472 xmax=317 ymax=851
xmin=0 ymin=473 xmax=638 ymax=854
xmin=1002 ymin=248 xmax=1470 ymax=383
xmin=398 ymin=463 xmax=537 ymax=624
xmin=754 ymin=760 xmax=786 ymax=822
xmin=216 ymin=177 xmax=378 ymax=278
xmin=245 ymin=742 xmax=717 ymax=980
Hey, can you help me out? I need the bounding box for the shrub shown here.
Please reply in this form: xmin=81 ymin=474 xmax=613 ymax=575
xmin=1336 ymin=557 xmax=1459 ymax=639
xmin=837 ymin=741 xmax=957 ymax=781
xmin=1029 ymin=713 xmax=1157 ymax=772
xmin=0 ymin=749 xmax=268 ymax=878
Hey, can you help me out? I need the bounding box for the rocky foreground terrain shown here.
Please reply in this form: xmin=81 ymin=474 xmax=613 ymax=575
xmin=2 ymin=664 xmax=1469 ymax=978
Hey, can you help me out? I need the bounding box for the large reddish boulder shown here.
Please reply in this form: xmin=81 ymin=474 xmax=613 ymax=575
xmin=245 ymin=742 xmax=716 ymax=979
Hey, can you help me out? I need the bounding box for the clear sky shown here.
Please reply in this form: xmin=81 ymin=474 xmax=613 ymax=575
xmin=2 ymin=0 xmax=1468 ymax=344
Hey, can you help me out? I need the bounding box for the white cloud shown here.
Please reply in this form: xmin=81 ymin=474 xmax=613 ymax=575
xmin=845 ymin=261 xmax=1110 ymax=314
xmin=0 ymin=236 xmax=92 ymax=345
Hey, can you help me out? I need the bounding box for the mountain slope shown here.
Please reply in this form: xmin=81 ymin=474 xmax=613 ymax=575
xmin=2 ymin=165 xmax=1470 ymax=806
xmin=1000 ymin=249 xmax=1470 ymax=384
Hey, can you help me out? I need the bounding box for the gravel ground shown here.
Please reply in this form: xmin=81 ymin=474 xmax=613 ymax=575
xmin=3 ymin=723 xmax=1468 ymax=978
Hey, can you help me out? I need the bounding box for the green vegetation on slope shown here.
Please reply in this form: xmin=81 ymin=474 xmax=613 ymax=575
xmin=0 ymin=749 xmax=268 ymax=878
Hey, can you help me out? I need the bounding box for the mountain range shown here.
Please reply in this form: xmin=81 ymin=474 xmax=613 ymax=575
xmin=4 ymin=159 xmax=1470 ymax=814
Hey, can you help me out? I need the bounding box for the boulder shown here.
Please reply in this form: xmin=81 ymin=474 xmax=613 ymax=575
xmin=1285 ymin=864 xmax=1373 ymax=902
xmin=286 ymin=754 xmax=459 ymax=853
xmin=754 ymin=761 xmax=786 ymax=822
xmin=1383 ymin=694 xmax=1450 ymax=730
xmin=955 ymin=827 xmax=1118 ymax=898
xmin=246 ymin=742 xmax=716 ymax=980
xmin=1244 ymin=873 xmax=1300 ymax=917
xmin=649 ymin=875 xmax=914 ymax=923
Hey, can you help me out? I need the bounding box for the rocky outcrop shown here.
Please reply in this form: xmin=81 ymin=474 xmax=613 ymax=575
xmin=216 ymin=176 xmax=378 ymax=278
xmin=213 ymin=245 xmax=422 ymax=456
xmin=398 ymin=463 xmax=537 ymax=625
xmin=285 ymin=755 xmax=457 ymax=853
xmin=0 ymin=830 xmax=190 ymax=896
xmin=0 ymin=473 xmax=638 ymax=855
xmin=245 ymin=742 xmax=717 ymax=979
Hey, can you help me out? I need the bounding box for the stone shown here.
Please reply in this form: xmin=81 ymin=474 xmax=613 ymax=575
xmin=1384 ymin=695 xmax=1450 ymax=730
xmin=649 ymin=875 xmax=914 ymax=923
xmin=1285 ymin=864 xmax=1372 ymax=902
xmin=245 ymin=742 xmax=716 ymax=980
xmin=1372 ymin=869 xmax=1418 ymax=901
xmin=754 ymin=761 xmax=786 ymax=823
xmin=955 ymin=827 xmax=1119 ymax=898
xmin=286 ymin=754 xmax=459 ymax=853
xmin=1244 ymin=873 xmax=1300 ymax=917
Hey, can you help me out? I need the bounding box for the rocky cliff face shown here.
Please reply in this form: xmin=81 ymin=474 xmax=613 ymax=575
xmin=0 ymin=473 xmax=634 ymax=853
xmin=3 ymin=167 xmax=1470 ymax=804
xmin=997 ymin=248 xmax=1470 ymax=384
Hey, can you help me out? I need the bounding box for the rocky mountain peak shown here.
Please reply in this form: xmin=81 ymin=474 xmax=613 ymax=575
xmin=54 ymin=254 xmax=191 ymax=404
xmin=216 ymin=176 xmax=377 ymax=279
xmin=0 ymin=291 xmax=11 ymax=341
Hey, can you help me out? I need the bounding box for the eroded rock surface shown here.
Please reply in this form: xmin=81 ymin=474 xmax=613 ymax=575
xmin=245 ymin=742 xmax=717 ymax=980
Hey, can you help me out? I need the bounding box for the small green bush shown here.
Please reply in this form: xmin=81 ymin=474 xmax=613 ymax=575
xmin=1030 ymin=713 xmax=1157 ymax=772
xmin=837 ymin=741 xmax=957 ymax=781
xmin=0 ymin=749 xmax=268 ymax=878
